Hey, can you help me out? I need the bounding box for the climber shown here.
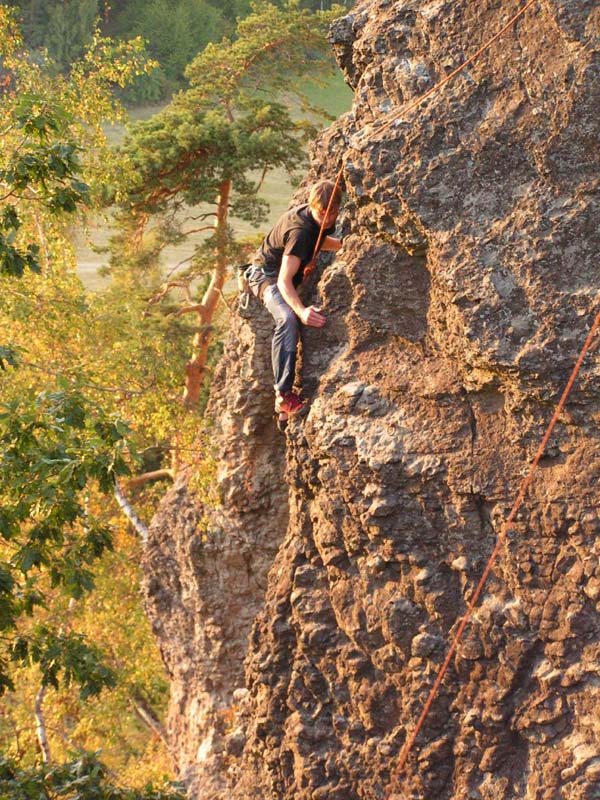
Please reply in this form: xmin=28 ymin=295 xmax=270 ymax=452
xmin=246 ymin=179 xmax=343 ymax=416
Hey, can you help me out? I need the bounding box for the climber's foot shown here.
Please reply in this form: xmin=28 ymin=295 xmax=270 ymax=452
xmin=275 ymin=390 xmax=306 ymax=416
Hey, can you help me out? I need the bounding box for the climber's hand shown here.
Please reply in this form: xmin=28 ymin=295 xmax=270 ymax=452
xmin=301 ymin=306 xmax=326 ymax=327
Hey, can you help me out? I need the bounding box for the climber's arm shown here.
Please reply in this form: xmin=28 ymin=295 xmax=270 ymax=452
xmin=278 ymin=255 xmax=326 ymax=327
xmin=321 ymin=235 xmax=343 ymax=252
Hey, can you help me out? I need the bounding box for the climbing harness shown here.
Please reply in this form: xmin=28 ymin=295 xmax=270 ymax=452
xmin=237 ymin=263 xmax=253 ymax=311
xmin=296 ymin=0 xmax=597 ymax=794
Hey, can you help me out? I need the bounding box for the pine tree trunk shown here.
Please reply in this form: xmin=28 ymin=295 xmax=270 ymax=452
xmin=182 ymin=179 xmax=231 ymax=409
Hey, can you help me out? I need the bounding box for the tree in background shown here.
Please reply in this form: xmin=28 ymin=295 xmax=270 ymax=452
xmin=4 ymin=0 xmax=100 ymax=72
xmin=6 ymin=0 xmax=230 ymax=100
xmin=6 ymin=0 xmax=354 ymax=101
xmin=205 ymin=0 xmax=252 ymax=20
xmin=107 ymin=0 xmax=226 ymax=95
xmin=112 ymin=0 xmax=344 ymax=408
xmin=0 ymin=754 xmax=185 ymax=799
xmin=44 ymin=0 xmax=99 ymax=72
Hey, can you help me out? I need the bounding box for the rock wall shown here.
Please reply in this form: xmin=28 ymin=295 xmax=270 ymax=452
xmin=142 ymin=1 xmax=600 ymax=798
xmin=141 ymin=305 xmax=289 ymax=797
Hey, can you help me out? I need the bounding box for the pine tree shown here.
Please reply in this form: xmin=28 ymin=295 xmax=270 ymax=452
xmin=112 ymin=0 xmax=344 ymax=407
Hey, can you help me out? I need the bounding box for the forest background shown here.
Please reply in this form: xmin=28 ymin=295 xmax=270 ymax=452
xmin=0 ymin=1 xmax=352 ymax=796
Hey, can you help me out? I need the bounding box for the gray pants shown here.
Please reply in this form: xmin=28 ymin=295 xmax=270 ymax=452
xmin=248 ymin=269 xmax=299 ymax=393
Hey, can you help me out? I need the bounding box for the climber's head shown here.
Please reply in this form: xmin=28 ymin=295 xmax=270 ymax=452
xmin=309 ymin=179 xmax=342 ymax=227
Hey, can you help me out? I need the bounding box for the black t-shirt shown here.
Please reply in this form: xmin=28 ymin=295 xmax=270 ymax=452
xmin=253 ymin=204 xmax=335 ymax=287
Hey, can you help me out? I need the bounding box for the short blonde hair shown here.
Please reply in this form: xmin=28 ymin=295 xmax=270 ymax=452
xmin=308 ymin=179 xmax=342 ymax=213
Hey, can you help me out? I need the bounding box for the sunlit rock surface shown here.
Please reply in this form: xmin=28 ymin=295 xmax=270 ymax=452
xmin=143 ymin=1 xmax=600 ymax=798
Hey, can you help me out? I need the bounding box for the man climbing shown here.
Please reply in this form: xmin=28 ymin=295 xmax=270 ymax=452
xmin=247 ymin=179 xmax=343 ymax=417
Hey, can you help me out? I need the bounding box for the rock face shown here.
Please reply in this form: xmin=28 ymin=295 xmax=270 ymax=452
xmin=142 ymin=1 xmax=600 ymax=799
xmin=141 ymin=305 xmax=289 ymax=797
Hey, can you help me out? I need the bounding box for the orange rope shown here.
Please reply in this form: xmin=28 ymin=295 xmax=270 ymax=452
xmin=387 ymin=312 xmax=600 ymax=797
xmin=311 ymin=0 xmax=540 ymax=263
xmin=304 ymin=168 xmax=345 ymax=280
xmin=375 ymin=0 xmax=540 ymax=140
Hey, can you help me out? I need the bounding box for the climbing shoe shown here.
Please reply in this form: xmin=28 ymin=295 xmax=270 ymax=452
xmin=275 ymin=390 xmax=306 ymax=415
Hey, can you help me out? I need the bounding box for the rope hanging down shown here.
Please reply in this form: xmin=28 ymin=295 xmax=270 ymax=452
xmin=387 ymin=311 xmax=600 ymax=798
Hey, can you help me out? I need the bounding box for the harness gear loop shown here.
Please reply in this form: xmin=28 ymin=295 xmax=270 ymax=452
xmin=238 ymin=264 xmax=253 ymax=310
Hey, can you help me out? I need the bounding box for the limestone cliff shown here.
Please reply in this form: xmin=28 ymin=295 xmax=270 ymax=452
xmin=142 ymin=1 xmax=600 ymax=798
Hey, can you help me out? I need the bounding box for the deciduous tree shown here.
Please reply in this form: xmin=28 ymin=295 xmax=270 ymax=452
xmin=0 ymin=753 xmax=184 ymax=799
xmin=0 ymin=8 xmax=177 ymax=783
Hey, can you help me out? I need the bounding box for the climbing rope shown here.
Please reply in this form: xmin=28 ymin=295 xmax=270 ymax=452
xmin=373 ymin=0 xmax=540 ymax=140
xmin=301 ymin=0 xmax=599 ymax=793
xmin=387 ymin=312 xmax=600 ymax=797
xmin=305 ymin=166 xmax=345 ymax=278
xmin=310 ymin=0 xmax=540 ymax=259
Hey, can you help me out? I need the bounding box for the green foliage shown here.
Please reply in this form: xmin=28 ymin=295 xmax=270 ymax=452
xmin=0 ymin=8 xmax=154 ymax=280
xmin=0 ymin=386 xmax=132 ymax=694
xmin=0 ymin=264 xmax=180 ymax=777
xmin=0 ymin=208 xmax=40 ymax=278
xmin=6 ymin=1 xmax=89 ymax=55
xmin=0 ymin=95 xmax=89 ymax=276
xmin=8 ymin=0 xmax=355 ymax=103
xmin=0 ymin=519 xmax=175 ymax=784
xmin=0 ymin=25 xmax=142 ymax=708
xmin=44 ymin=0 xmax=100 ymax=72
xmin=0 ymin=7 xmax=181 ymax=787
xmin=183 ymin=0 xmax=341 ymax=100
xmin=12 ymin=627 xmax=116 ymax=699
xmin=0 ymin=753 xmax=185 ymax=799
xmin=4 ymin=0 xmax=47 ymax=49
xmin=297 ymin=0 xmax=350 ymax=9
xmin=106 ymin=0 xmax=345 ymax=409
xmin=0 ymin=0 xmax=353 ymax=784
xmin=205 ymin=0 xmax=252 ymax=19
xmin=114 ymin=0 xmax=226 ymax=87
xmin=8 ymin=0 xmax=226 ymax=101
xmin=4 ymin=1 xmax=101 ymax=72
xmin=0 ymin=345 xmax=18 ymax=370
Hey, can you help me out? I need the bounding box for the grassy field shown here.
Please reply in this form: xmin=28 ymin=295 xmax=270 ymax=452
xmin=74 ymin=72 xmax=353 ymax=290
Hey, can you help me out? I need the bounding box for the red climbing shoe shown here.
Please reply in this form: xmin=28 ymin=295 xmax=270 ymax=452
xmin=275 ymin=390 xmax=306 ymax=415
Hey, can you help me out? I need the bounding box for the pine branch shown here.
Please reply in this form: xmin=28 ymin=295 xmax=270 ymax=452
xmin=148 ymin=280 xmax=193 ymax=306
xmin=181 ymin=225 xmax=214 ymax=236
xmin=173 ymin=303 xmax=206 ymax=318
